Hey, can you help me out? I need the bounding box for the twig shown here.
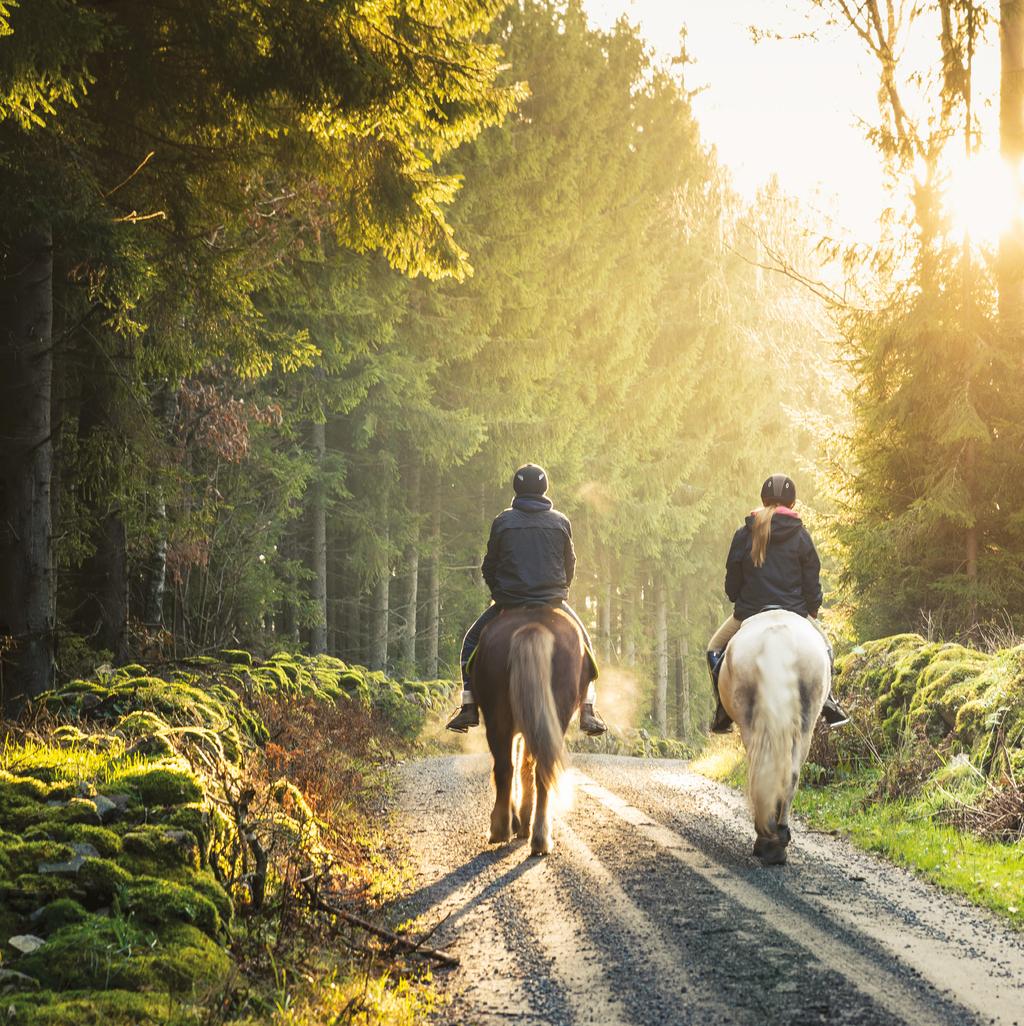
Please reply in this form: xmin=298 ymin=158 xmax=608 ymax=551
xmin=306 ymin=888 xmax=460 ymax=967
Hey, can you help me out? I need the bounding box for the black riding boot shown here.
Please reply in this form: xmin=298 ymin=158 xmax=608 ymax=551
xmin=707 ymin=650 xmax=733 ymax=734
xmin=446 ymin=689 xmax=479 ymax=732
xmin=820 ymin=651 xmax=850 ymax=727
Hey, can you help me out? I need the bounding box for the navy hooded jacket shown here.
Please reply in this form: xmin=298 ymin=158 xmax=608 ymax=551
xmin=725 ymin=508 xmax=823 ymax=620
xmin=481 ymin=495 xmax=575 ymax=607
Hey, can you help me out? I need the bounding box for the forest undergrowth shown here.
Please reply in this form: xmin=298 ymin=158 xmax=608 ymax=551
xmin=0 ymin=651 xmax=456 ymax=1025
xmin=693 ymin=634 xmax=1024 ymax=928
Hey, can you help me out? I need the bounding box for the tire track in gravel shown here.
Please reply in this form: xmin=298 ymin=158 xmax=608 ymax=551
xmin=395 ymin=753 xmax=1024 ymax=1026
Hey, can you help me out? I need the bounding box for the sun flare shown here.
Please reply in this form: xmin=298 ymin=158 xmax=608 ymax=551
xmin=944 ymin=148 xmax=1024 ymax=248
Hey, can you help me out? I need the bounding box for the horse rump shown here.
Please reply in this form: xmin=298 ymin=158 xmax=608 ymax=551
xmin=508 ymin=622 xmax=565 ymax=793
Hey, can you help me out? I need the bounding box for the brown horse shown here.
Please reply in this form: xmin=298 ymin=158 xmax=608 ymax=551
xmin=470 ymin=606 xmax=588 ymax=855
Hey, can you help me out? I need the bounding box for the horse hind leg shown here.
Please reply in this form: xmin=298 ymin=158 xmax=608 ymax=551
xmin=530 ymin=777 xmax=552 ymax=856
xmin=516 ymin=744 xmax=535 ymax=841
xmin=488 ymin=730 xmax=515 ymax=844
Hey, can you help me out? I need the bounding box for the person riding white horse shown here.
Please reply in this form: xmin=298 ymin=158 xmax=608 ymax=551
xmin=706 ymin=473 xmax=848 ymax=733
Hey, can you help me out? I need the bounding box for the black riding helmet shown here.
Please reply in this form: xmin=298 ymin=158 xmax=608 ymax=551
xmin=761 ymin=473 xmax=796 ymax=508
xmin=513 ymin=463 xmax=549 ymax=496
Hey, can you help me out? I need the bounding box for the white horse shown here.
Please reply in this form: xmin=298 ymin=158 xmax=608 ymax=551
xmin=718 ymin=609 xmax=829 ymax=865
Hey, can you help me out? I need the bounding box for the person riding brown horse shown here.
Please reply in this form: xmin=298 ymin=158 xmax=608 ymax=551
xmin=446 ymin=463 xmax=607 ymax=736
xmin=471 ymin=605 xmax=587 ymax=855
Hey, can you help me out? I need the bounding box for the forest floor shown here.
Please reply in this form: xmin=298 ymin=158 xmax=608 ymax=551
xmin=395 ymin=752 xmax=1024 ymax=1026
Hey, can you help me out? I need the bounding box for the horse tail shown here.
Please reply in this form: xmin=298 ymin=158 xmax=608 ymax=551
xmin=508 ymin=622 xmax=564 ymax=792
xmin=745 ymin=637 xmax=803 ymax=841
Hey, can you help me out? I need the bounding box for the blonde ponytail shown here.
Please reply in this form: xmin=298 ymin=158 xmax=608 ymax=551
xmin=751 ymin=504 xmax=779 ymax=568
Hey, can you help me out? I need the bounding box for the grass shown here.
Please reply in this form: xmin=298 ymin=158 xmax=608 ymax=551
xmin=693 ymin=734 xmax=1024 ymax=930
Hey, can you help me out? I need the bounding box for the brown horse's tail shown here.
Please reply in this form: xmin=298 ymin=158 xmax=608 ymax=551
xmin=508 ymin=622 xmax=564 ymax=792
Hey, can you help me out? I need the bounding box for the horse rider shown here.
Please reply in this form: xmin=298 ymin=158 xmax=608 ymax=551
xmin=446 ymin=463 xmax=608 ymax=736
xmin=706 ymin=473 xmax=849 ymax=734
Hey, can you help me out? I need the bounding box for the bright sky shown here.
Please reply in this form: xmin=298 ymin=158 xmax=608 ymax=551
xmin=583 ymin=0 xmax=1002 ymax=244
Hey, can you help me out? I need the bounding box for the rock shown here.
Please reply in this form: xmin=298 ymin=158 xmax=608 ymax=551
xmin=93 ymin=795 xmax=119 ymax=821
xmin=8 ymin=935 xmax=45 ymax=954
xmin=38 ymin=842 xmax=100 ymax=874
xmin=0 ymin=967 xmax=39 ymax=989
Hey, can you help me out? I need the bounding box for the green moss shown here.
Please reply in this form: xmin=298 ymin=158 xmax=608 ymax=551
xmin=218 ymin=649 xmax=252 ymax=666
xmin=75 ymin=856 xmax=134 ymax=905
xmin=122 ymin=826 xmax=201 ymax=872
xmin=22 ymin=823 xmax=122 ymax=857
xmin=107 ymin=762 xmax=202 ymax=807
xmin=2 ymin=990 xmax=172 ymax=1026
xmin=34 ymin=897 xmax=90 ymax=933
xmin=17 ymin=915 xmax=229 ymax=994
xmin=120 ymin=877 xmax=221 ymax=937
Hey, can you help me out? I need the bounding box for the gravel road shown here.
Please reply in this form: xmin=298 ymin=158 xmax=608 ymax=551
xmin=394 ymin=753 xmax=1024 ymax=1026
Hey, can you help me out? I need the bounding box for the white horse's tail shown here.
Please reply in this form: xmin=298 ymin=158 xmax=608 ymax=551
xmin=508 ymin=622 xmax=564 ymax=792
xmin=745 ymin=660 xmax=802 ymax=840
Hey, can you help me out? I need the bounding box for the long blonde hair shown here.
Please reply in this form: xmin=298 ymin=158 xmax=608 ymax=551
xmin=751 ymin=504 xmax=779 ymax=568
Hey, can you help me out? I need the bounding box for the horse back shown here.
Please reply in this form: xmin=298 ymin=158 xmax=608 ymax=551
xmin=471 ymin=607 xmax=586 ymax=730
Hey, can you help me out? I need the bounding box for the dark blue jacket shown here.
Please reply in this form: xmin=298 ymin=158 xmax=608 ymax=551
xmin=481 ymin=495 xmax=575 ymax=607
xmin=725 ymin=509 xmax=823 ymax=620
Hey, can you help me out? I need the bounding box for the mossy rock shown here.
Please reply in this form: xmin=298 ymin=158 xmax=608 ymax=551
xmin=22 ymin=823 xmax=122 ymax=858
xmin=107 ymin=762 xmax=202 ymax=807
xmin=120 ymin=877 xmax=221 ymax=937
xmin=114 ymin=664 xmax=150 ymax=678
xmin=122 ymin=826 xmax=201 ymax=872
xmin=0 ymin=771 xmax=51 ymax=802
xmin=3 ymin=989 xmax=170 ymax=1025
xmin=32 ymin=897 xmax=89 ymax=934
xmin=75 ymin=856 xmax=133 ymax=906
xmin=218 ymin=649 xmax=253 ymax=666
xmin=17 ymin=916 xmax=229 ymax=993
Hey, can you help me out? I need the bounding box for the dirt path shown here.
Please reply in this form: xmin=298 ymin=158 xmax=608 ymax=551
xmin=395 ymin=754 xmax=1024 ymax=1026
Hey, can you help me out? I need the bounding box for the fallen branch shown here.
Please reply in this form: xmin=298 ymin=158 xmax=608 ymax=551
xmin=306 ymin=888 xmax=460 ymax=967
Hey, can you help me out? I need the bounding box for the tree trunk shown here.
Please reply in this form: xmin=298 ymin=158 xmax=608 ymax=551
xmin=653 ymin=573 xmax=668 ymax=733
xmin=0 ymin=225 xmax=55 ymax=705
xmin=400 ymin=463 xmax=421 ymax=674
xmin=369 ymin=526 xmax=390 ymax=671
xmin=143 ymin=385 xmax=179 ymax=632
xmin=1000 ymin=1 xmax=1024 ymax=332
xmin=423 ymin=477 xmax=441 ymax=679
xmin=599 ymin=562 xmax=612 ymax=663
xmin=308 ymin=420 xmax=328 ymax=654
xmin=675 ymin=591 xmax=691 ymax=738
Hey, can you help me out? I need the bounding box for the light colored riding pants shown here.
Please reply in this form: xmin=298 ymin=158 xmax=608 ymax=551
xmin=707 ymin=613 xmax=831 ymax=657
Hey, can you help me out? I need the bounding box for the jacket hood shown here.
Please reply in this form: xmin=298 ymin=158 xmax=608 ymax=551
xmin=512 ymin=494 xmax=553 ymax=513
xmin=744 ymin=508 xmax=803 ymax=541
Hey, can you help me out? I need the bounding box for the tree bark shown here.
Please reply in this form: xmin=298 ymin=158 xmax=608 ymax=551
xmin=653 ymin=572 xmax=668 ymax=733
xmin=675 ymin=590 xmax=691 ymax=738
xmin=143 ymin=385 xmax=178 ymax=631
xmin=1000 ymin=1 xmax=1024 ymax=333
xmin=369 ymin=526 xmax=390 ymax=671
xmin=599 ymin=563 xmax=612 ymax=663
xmin=423 ymin=476 xmax=441 ymax=679
xmin=400 ymin=463 xmax=421 ymax=674
xmin=0 ymin=225 xmax=55 ymax=705
xmin=308 ymin=420 xmax=328 ymax=654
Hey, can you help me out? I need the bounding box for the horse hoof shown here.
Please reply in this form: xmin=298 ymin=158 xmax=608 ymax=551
xmin=529 ymin=844 xmax=550 ymax=857
xmin=778 ymin=824 xmax=792 ymax=847
xmin=516 ymin=825 xmax=531 ymax=840
xmin=489 ymin=829 xmax=512 ymax=844
xmin=757 ymin=843 xmax=788 ymax=866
